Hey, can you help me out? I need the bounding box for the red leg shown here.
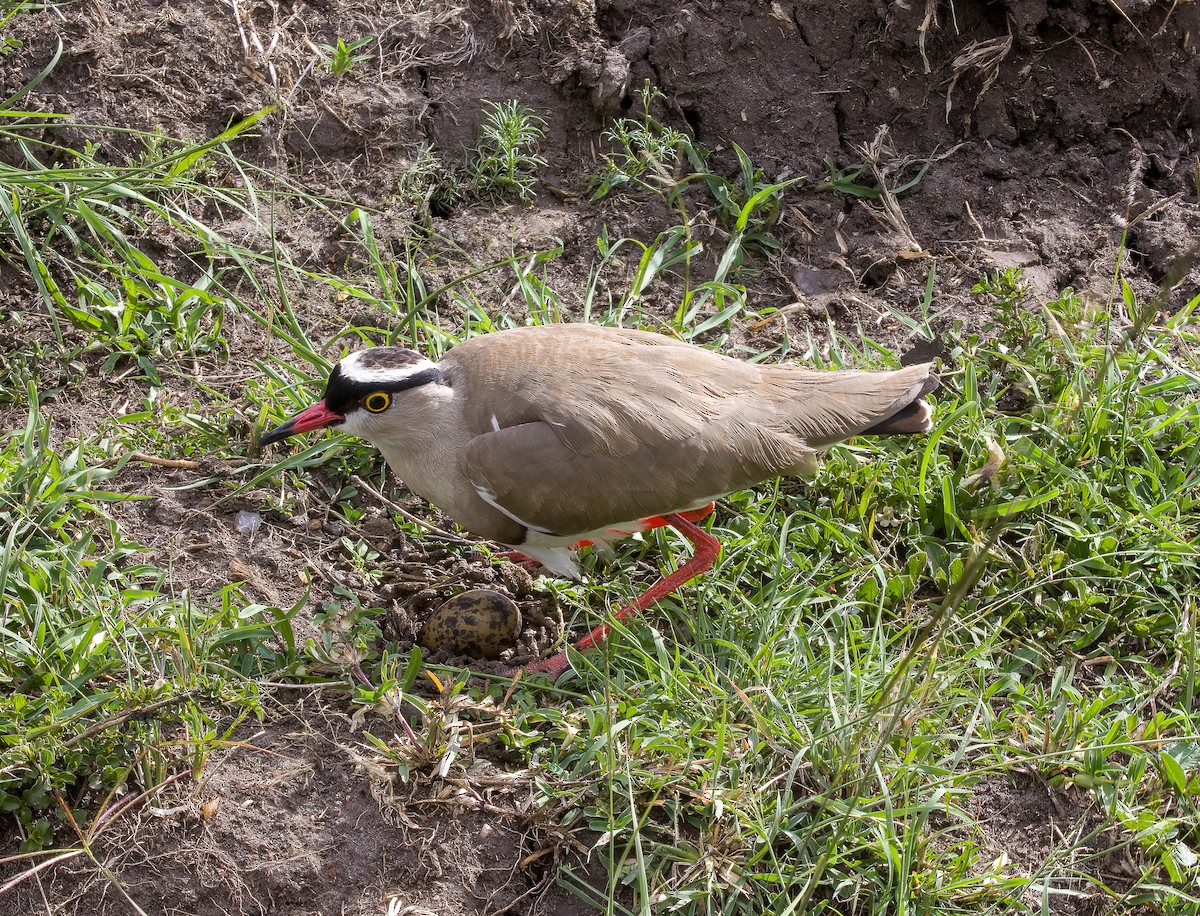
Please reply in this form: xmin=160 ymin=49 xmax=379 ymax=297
xmin=632 ymin=502 xmax=715 ymax=535
xmin=504 ymin=509 xmax=721 ymax=681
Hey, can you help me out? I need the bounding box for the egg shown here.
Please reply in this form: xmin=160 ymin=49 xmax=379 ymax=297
xmin=418 ymin=589 xmax=522 ymax=659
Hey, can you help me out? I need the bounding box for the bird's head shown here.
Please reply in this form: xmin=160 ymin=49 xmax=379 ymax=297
xmin=260 ymin=347 xmax=447 ymax=448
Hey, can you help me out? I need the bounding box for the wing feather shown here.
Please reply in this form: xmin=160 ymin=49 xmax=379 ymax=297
xmin=443 ymin=326 xmax=934 ymax=537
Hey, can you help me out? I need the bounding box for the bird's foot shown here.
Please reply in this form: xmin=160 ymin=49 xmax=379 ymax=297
xmin=519 ymin=652 xmax=571 ymax=680
xmin=494 ymin=549 xmax=543 ymax=571
xmin=498 ymin=510 xmax=721 ymax=684
xmin=497 ymin=650 xmax=570 ymax=681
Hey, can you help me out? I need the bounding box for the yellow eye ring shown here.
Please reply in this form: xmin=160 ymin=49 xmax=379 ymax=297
xmin=363 ymin=391 xmax=391 ymax=413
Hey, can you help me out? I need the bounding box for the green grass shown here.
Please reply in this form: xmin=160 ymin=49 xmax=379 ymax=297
xmin=0 ymin=389 xmax=288 ymax=859
xmin=318 ymin=36 xmax=374 ymax=77
xmin=464 ymin=267 xmax=1200 ymax=914
xmin=2 ymin=92 xmax=1199 ymax=914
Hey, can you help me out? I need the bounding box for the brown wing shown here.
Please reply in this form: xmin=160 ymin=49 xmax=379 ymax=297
xmin=461 ymin=418 xmax=813 ymax=537
xmin=445 ymin=325 xmax=934 ymax=537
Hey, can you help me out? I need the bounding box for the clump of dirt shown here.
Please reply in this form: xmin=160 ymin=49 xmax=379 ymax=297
xmin=964 ymin=774 xmax=1138 ymax=915
xmin=0 ymin=710 xmax=605 ymax=916
xmin=1 ymin=0 xmax=1197 ymax=911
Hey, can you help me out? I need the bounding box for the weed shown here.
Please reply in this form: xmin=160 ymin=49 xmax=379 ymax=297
xmin=594 ymin=84 xmax=800 ymax=257
xmin=676 ymin=141 xmax=798 ymax=247
xmin=820 ymin=152 xmax=932 ymax=201
xmin=468 ymin=99 xmax=546 ymax=203
xmin=319 ymin=36 xmax=374 ymax=77
xmin=397 ymin=145 xmax=464 ymax=222
xmin=589 ymin=84 xmax=803 ymax=339
xmin=592 ymin=82 xmax=687 ymax=198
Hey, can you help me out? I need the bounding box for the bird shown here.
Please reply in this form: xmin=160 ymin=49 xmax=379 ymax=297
xmin=260 ymin=323 xmax=938 ymax=680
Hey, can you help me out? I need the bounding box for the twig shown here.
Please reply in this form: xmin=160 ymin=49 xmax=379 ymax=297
xmin=128 ymin=451 xmax=200 ymax=469
xmin=1102 ymin=0 xmax=1145 ymax=41
xmin=351 ymin=475 xmax=474 ymax=545
xmin=0 ymin=850 xmax=84 ymax=896
xmin=63 ymin=693 xmax=198 ymax=748
xmin=103 ymin=451 xmax=200 ymax=470
xmin=963 ymin=200 xmax=990 ymax=241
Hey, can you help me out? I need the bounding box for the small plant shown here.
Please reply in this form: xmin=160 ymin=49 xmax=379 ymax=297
xmin=678 ymin=142 xmax=800 ymax=248
xmin=0 ymin=0 xmax=29 ymax=56
xmin=311 ymin=588 xmax=386 ymax=672
xmin=397 ymin=145 xmax=463 ymax=220
xmin=819 ymin=149 xmax=934 ymax=202
xmin=592 ymin=82 xmax=800 ymax=288
xmin=319 ymin=36 xmax=374 ymax=77
xmin=468 ymin=100 xmax=546 ymax=203
xmin=973 ymin=266 xmax=1034 ymax=342
xmin=592 ymin=82 xmax=687 ymax=198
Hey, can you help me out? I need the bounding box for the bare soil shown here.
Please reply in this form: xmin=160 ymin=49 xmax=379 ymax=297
xmin=1 ymin=0 xmax=1197 ymax=912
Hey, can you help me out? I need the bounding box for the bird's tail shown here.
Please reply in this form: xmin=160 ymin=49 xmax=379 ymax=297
xmin=772 ymin=362 xmax=939 ymax=449
xmin=860 ymin=370 xmax=939 ymax=435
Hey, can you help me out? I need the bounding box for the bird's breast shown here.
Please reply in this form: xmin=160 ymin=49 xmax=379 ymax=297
xmin=374 ymin=436 xmax=527 ymax=545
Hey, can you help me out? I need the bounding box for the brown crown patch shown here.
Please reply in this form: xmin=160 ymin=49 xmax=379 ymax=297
xmin=352 ymin=347 xmax=424 ymax=369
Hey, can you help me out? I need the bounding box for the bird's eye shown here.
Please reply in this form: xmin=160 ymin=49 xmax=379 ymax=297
xmin=363 ymin=391 xmax=391 ymax=413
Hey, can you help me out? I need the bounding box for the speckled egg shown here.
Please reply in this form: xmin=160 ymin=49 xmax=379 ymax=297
xmin=418 ymin=589 xmax=522 ymax=659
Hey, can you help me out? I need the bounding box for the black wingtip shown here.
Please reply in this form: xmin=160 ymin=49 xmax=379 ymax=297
xmin=861 ymin=368 xmax=939 ymax=435
xmin=861 ymin=399 xmax=934 ymax=435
